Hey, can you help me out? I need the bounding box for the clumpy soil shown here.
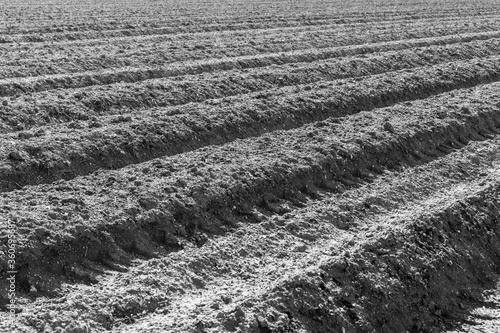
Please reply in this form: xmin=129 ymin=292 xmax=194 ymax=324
xmin=3 ymin=0 xmax=500 ymax=332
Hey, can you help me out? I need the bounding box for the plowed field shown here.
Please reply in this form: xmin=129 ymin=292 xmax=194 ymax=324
xmin=2 ymin=0 xmax=500 ymax=332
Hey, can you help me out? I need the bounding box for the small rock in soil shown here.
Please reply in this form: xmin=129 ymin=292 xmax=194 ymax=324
xmin=8 ymin=151 xmax=24 ymax=161
xmin=221 ymin=295 xmax=232 ymax=304
xmin=34 ymin=129 xmax=46 ymax=137
xmin=384 ymin=121 xmax=395 ymax=133
xmin=88 ymin=121 xmax=103 ymax=128
xmin=115 ymin=115 xmax=132 ymax=122
xmin=17 ymin=132 xmax=34 ymax=139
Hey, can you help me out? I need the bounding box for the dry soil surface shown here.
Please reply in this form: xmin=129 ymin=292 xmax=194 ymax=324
xmin=2 ymin=0 xmax=500 ymax=332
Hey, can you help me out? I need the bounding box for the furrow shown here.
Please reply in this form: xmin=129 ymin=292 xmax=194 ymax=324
xmin=2 ymin=13 xmax=497 ymax=50
xmin=112 ymin=142 xmax=500 ymax=333
xmin=444 ymin=284 xmax=500 ymax=333
xmin=3 ymin=95 xmax=500 ymax=332
xmin=241 ymin=175 xmax=500 ymax=333
xmin=4 ymin=11 xmax=500 ymax=43
xmin=2 ymin=9 xmax=495 ymax=37
xmin=2 ymin=30 xmax=500 ymax=98
xmin=0 ymin=15 xmax=475 ymax=45
xmin=1 ymin=81 xmax=500 ymax=315
xmin=1 ymin=56 xmax=500 ymax=191
xmin=2 ymin=18 xmax=500 ymax=80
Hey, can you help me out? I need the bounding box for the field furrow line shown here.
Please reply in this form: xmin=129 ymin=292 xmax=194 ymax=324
xmin=2 ymin=31 xmax=500 ymax=98
xmin=1 ymin=56 xmax=500 ymax=191
xmin=3 ymin=139 xmax=499 ymax=331
xmin=2 ymin=20 xmax=500 ymax=80
xmin=3 ymin=85 xmax=500 ymax=331
xmin=109 ymin=143 xmax=500 ymax=333
xmin=4 ymin=0 xmax=500 ymax=333
xmin=4 ymin=20 xmax=494 ymax=73
xmin=4 ymin=1 xmax=500 ymax=332
xmin=1 ymin=18 xmax=464 ymax=49
xmin=3 ymin=15 xmax=484 ymax=44
xmin=217 ymin=173 xmax=500 ymax=333
xmin=1 ymin=81 xmax=500 ymax=318
xmin=444 ymin=282 xmax=500 ymax=333
xmin=4 ymin=12 xmax=500 ymax=43
xmin=2 ymin=10 xmax=496 ymax=36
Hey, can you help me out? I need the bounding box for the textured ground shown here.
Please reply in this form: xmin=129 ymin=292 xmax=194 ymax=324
xmin=2 ymin=0 xmax=500 ymax=332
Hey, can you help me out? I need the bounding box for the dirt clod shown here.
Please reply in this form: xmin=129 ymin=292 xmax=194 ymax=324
xmin=8 ymin=151 xmax=24 ymax=161
xmin=383 ymin=121 xmax=395 ymax=133
xmin=2 ymin=1 xmax=500 ymax=333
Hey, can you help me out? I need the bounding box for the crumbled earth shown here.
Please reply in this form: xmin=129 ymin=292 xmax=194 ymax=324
xmin=2 ymin=0 xmax=500 ymax=332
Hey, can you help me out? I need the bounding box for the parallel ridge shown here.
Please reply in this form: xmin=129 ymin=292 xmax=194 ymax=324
xmin=1 ymin=10 xmax=497 ymax=36
xmin=2 ymin=14 xmax=499 ymax=44
xmin=3 ymin=1 xmax=500 ymax=332
xmin=1 ymin=81 xmax=500 ymax=306
xmin=0 ymin=24 xmax=500 ymax=78
xmin=1 ymin=55 xmax=500 ymax=191
xmin=109 ymin=140 xmax=500 ymax=333
xmin=1 ymin=31 xmax=500 ymax=97
xmin=5 ymin=124 xmax=500 ymax=332
xmin=2 ymin=3 xmax=500 ymax=41
xmin=3 ymin=19 xmax=500 ymax=81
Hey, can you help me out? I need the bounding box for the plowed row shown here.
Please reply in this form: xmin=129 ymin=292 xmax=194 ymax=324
xmin=2 ymin=31 xmax=500 ymax=96
xmin=2 ymin=0 xmax=500 ymax=332
xmin=3 ymin=19 xmax=500 ymax=81
xmin=2 ymin=55 xmax=500 ymax=192
xmin=2 ymin=1 xmax=499 ymax=40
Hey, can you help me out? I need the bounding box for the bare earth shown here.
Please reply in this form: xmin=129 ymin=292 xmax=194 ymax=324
xmin=2 ymin=0 xmax=500 ymax=332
